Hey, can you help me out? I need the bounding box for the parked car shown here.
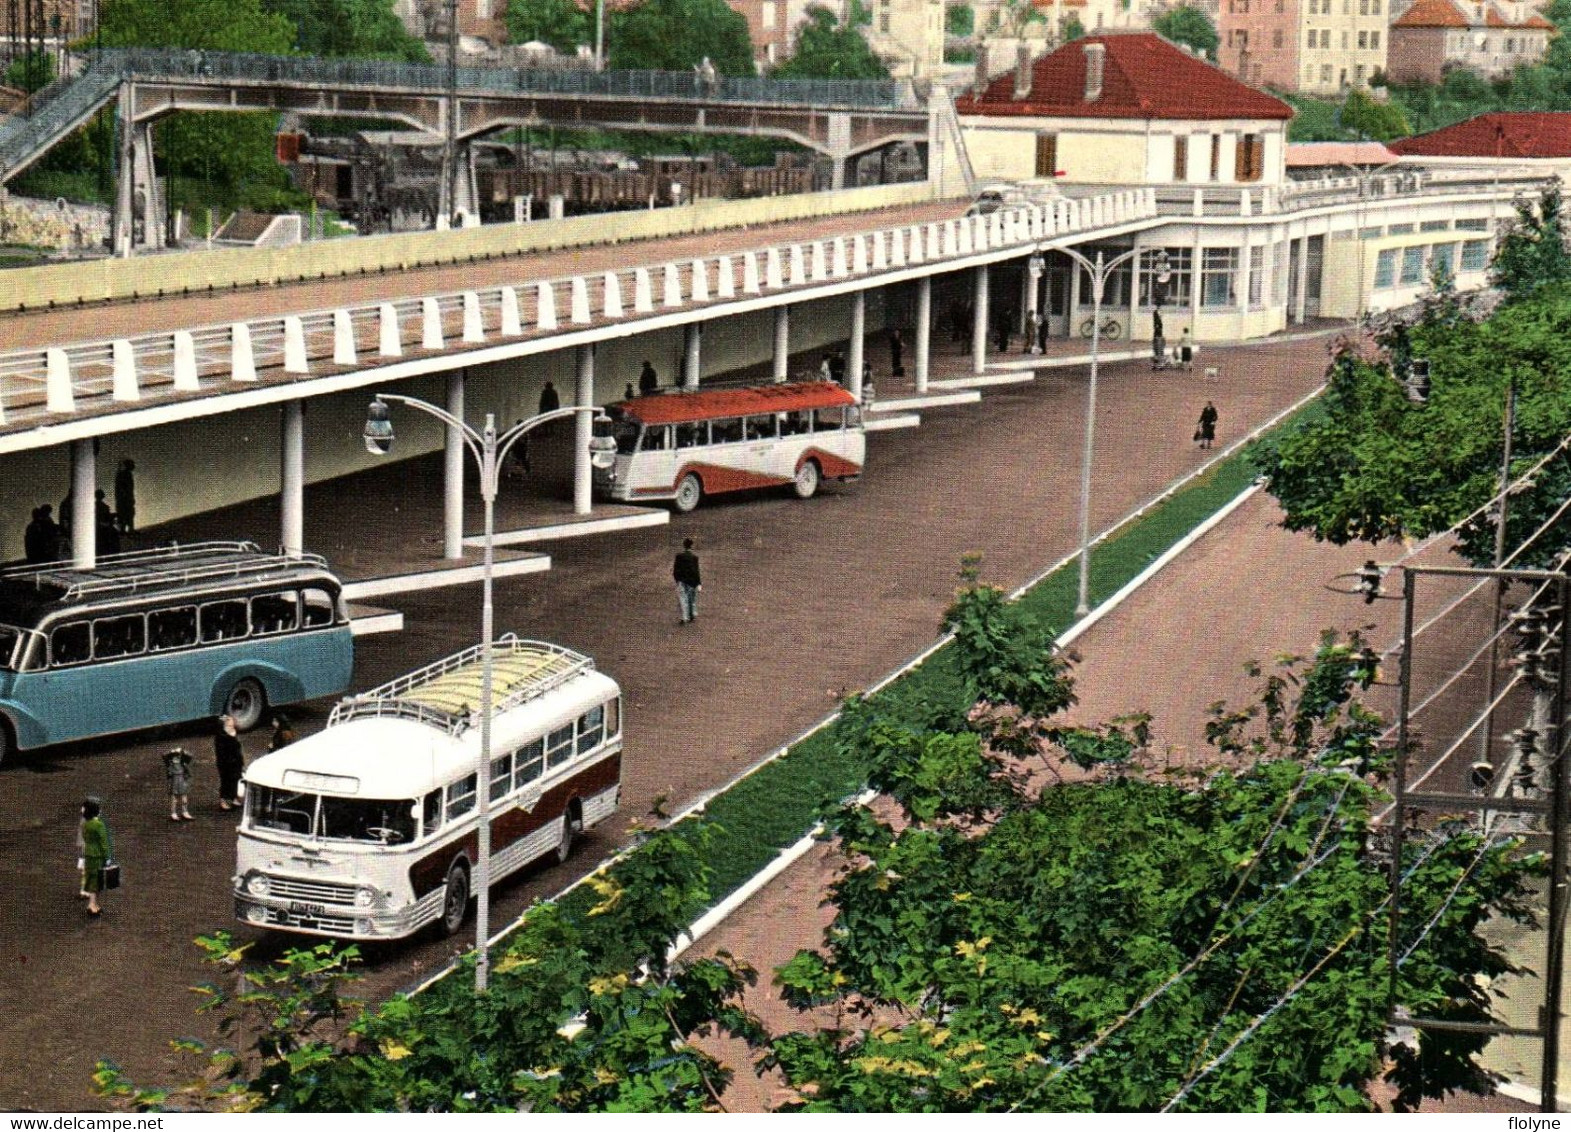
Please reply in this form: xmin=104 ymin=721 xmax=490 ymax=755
xmin=966 ymin=179 xmax=1062 ymax=216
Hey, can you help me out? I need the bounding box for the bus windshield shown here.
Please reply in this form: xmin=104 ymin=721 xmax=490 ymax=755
xmin=248 ymin=784 xmax=417 ymax=844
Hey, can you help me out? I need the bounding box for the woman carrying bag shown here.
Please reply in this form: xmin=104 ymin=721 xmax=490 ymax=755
xmin=80 ymin=798 xmax=116 ymax=916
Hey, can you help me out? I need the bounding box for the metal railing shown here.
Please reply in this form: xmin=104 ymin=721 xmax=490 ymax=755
xmin=0 ymin=540 xmax=329 ymax=600
xmin=86 ymin=48 xmax=914 ymax=110
xmin=0 ymin=68 xmax=121 ymax=177
xmin=331 ymin=637 xmax=595 ymax=735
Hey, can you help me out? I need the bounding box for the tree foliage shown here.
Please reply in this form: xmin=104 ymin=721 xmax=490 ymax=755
xmin=1061 ymin=13 xmax=1086 ymax=42
xmin=504 ymin=0 xmax=591 ymax=55
xmin=771 ymin=4 xmax=889 ymax=80
xmin=766 ymin=571 xmax=1539 ymax=1112
xmin=1491 ymin=178 xmax=1571 ymax=301
xmin=607 ymin=0 xmax=754 ymax=75
xmin=1152 ymin=5 xmax=1217 ymax=58
xmin=1338 ymin=88 xmax=1411 ymax=141
xmin=1255 ymin=250 xmax=1571 ymax=567
xmin=946 ymin=3 xmax=974 ymax=36
xmin=261 ymin=0 xmax=429 ymax=61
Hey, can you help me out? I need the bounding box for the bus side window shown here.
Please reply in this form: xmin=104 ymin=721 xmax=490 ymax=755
xmin=49 ymin=621 xmax=91 ymax=667
xmin=515 ymin=738 xmax=544 ymax=784
xmin=301 ymin=588 xmax=337 ymax=629
xmin=577 ymin=704 xmax=605 ymax=753
xmin=711 ymin=417 xmax=743 ymax=444
xmin=744 ymin=415 xmax=776 ymax=441
xmin=93 ymin=613 xmax=146 ymax=660
xmin=422 ymin=789 xmax=443 ymax=836
xmin=675 ymin=423 xmax=707 ymax=449
xmin=605 ymin=697 xmax=621 ymax=739
xmin=446 ymin=773 xmax=477 ymax=820
xmin=546 ymin=724 xmax=574 ymax=769
xmin=640 ymin=425 xmax=671 ymax=452
xmin=148 ymin=606 xmax=198 ymax=652
xmin=251 ymin=591 xmax=300 ymax=637
xmin=489 ymin=752 xmax=513 ymax=802
xmin=200 ymin=599 xmax=250 ymax=643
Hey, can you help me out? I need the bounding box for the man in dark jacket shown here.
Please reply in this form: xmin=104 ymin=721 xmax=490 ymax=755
xmin=673 ymin=538 xmax=702 ymax=624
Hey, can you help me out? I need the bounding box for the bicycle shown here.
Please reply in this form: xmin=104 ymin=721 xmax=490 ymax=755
xmin=1078 ymin=315 xmax=1122 ymax=340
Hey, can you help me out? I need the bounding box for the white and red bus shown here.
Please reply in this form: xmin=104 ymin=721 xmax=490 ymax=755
xmin=594 ymin=381 xmax=866 ymax=512
xmin=232 ymin=637 xmax=621 ymax=940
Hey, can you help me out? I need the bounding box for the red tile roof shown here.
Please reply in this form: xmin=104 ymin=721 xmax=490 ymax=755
xmin=953 ymin=32 xmax=1292 ymax=121
xmin=1392 ymin=0 xmax=1469 ymax=28
xmin=611 ymin=381 xmax=856 ymax=426
xmin=1393 ymin=0 xmax=1555 ymax=27
xmin=1286 ymin=141 xmax=1400 ymax=167
xmin=1388 ymin=112 xmax=1571 ymax=158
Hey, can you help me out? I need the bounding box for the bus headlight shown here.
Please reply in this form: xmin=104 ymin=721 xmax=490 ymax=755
xmin=246 ymin=873 xmax=271 ymax=898
xmin=355 ymin=886 xmax=376 ymax=908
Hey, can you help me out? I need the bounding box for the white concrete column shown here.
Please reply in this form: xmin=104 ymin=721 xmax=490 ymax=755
xmin=1293 ymin=236 xmax=1310 ymax=324
xmin=773 ymin=305 xmax=791 ymax=382
xmin=574 ymin=344 xmax=595 ymax=516
xmin=972 ymin=265 xmax=990 ymax=377
xmin=71 ymin=438 xmax=96 ymax=569
xmin=915 ymin=275 xmax=932 ymax=394
xmin=444 ymin=370 xmax=466 ymax=560
xmin=848 ymin=290 xmax=866 ymax=401
xmin=280 ymin=399 xmax=305 ymax=558
xmin=683 ymin=322 xmax=702 ymax=390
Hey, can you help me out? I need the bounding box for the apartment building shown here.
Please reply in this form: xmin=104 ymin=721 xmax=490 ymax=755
xmin=1218 ymin=0 xmax=1389 ymax=93
xmin=1387 ymin=0 xmax=1553 ymax=83
xmin=865 ymin=0 xmax=944 ymax=77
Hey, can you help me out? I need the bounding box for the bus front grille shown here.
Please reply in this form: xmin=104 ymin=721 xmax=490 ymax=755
xmin=265 ymin=876 xmax=358 ymax=905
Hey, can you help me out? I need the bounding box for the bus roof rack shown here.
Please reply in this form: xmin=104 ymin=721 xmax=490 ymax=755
xmin=0 ymin=541 xmax=332 ymax=602
xmin=329 ymin=636 xmax=596 ymax=736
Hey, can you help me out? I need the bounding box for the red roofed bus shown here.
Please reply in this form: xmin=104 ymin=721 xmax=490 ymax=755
xmin=594 ymin=381 xmax=865 ymax=512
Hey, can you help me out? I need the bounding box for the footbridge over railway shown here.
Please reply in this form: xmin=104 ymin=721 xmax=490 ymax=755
xmin=0 ymin=50 xmax=932 ymax=250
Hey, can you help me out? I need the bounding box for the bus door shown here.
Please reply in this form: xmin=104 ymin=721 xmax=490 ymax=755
xmin=637 ymin=424 xmax=677 ymax=491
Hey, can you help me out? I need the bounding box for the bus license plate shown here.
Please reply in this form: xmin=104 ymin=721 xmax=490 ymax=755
xmin=289 ymin=901 xmax=325 ymax=917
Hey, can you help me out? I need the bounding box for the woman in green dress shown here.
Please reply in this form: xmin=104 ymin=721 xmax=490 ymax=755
xmin=80 ymin=798 xmax=110 ymax=916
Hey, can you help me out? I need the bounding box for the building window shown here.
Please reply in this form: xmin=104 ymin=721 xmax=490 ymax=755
xmin=1420 ymin=219 xmax=1450 ymax=231
xmin=1359 ymin=226 xmax=1383 ymax=238
xmin=1432 ymin=243 xmax=1456 ymax=279
xmin=1456 ymin=217 xmax=1490 ymax=231
xmin=1387 ymin=222 xmax=1414 ymax=234
xmin=1400 ymin=246 xmax=1425 ymax=284
xmin=1139 ymin=247 xmax=1193 ymax=307
xmin=1321 ymin=63 xmax=1333 ymax=82
xmin=1360 ymin=0 xmax=1368 ymax=11
xmin=1371 ymin=30 xmax=1379 ymax=48
xmin=1358 ymin=30 xmax=1368 ymax=48
xmin=1341 ymin=30 xmax=1349 ymax=49
xmin=1235 ymin=133 xmax=1264 ymax=182
xmin=1248 ymin=245 xmax=1265 ymax=307
xmin=1461 ymin=238 xmax=1491 ymax=270
xmin=1274 ymin=28 xmax=1284 ymax=47
xmin=1375 ymin=249 xmax=1397 ymax=288
xmin=762 ymin=0 xmax=776 ymax=27
xmin=1372 ymin=0 xmax=1380 ymax=12
xmin=1276 ymin=0 xmax=1284 ymax=10
xmin=1274 ymin=242 xmax=1290 ymax=303
xmin=1208 ymin=134 xmax=1221 ymax=181
xmin=879 ymin=11 xmax=889 ymax=31
xmin=1201 ymin=248 xmax=1239 ymax=307
xmin=1356 ymin=63 xmax=1366 ymax=82
xmin=1173 ymin=135 xmax=1188 ymax=181
xmin=1036 ymin=134 xmax=1058 ymax=178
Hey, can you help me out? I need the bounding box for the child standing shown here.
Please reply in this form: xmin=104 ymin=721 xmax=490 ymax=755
xmin=164 ymin=748 xmax=194 ymax=821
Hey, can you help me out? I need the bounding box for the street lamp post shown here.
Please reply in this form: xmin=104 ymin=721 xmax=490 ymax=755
xmin=1054 ymin=243 xmax=1143 ymax=617
xmin=363 ymin=394 xmax=616 ymax=992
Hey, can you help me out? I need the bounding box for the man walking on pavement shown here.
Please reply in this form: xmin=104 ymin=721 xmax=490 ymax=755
xmin=673 ymin=537 xmax=702 ymax=625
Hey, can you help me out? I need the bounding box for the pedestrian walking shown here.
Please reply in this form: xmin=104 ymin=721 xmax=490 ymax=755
xmin=538 ymin=380 xmax=560 ymax=417
xmin=1179 ymin=327 xmax=1195 ymax=371
xmin=639 ymin=360 xmax=659 ymax=396
xmin=673 ymin=537 xmax=702 ymax=625
xmin=889 ymin=329 xmax=905 ymax=377
xmin=79 ymin=798 xmax=112 ymax=916
xmin=114 ymin=459 xmax=136 ymax=533
xmin=1151 ymin=309 xmax=1166 ymax=369
xmin=214 ymin=714 xmax=244 ymax=811
xmin=268 ymin=714 xmax=297 ymax=753
xmin=163 ymin=748 xmax=194 ymax=822
xmin=1195 ymin=401 xmax=1218 ymax=449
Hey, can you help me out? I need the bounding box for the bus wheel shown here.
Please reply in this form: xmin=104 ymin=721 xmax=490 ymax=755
xmin=673 ymin=474 xmax=703 ymax=514
xmin=793 ymin=459 xmax=820 ymax=500
xmin=225 ymin=678 xmax=267 ymax=732
xmin=555 ymin=808 xmax=581 ymax=865
xmin=440 ymin=858 xmax=470 ymax=937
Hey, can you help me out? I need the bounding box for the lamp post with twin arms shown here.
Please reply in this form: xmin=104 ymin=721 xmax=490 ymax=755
xmin=1053 ymin=243 xmax=1154 ymax=617
xmin=363 ymin=395 xmax=617 ymax=992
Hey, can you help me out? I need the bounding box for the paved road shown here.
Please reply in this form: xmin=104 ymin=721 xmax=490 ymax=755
xmin=0 ymin=331 xmax=1334 ymax=1111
